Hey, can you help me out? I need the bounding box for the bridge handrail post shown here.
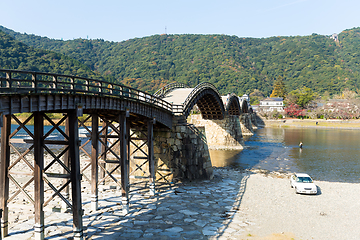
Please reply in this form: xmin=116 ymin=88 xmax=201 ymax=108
xmin=98 ymin=81 xmax=102 ymax=93
xmin=69 ymin=77 xmax=74 ymax=91
xmin=85 ymin=79 xmax=89 ymax=92
xmin=108 ymin=83 xmax=113 ymax=95
xmin=52 ymin=76 xmax=58 ymax=90
xmin=31 ymin=73 xmax=37 ymax=93
xmin=5 ymin=72 xmax=11 ymax=89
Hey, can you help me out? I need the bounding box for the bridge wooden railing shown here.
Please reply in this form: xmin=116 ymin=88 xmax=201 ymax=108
xmin=0 ymin=69 xmax=174 ymax=112
xmin=153 ymin=82 xmax=189 ymax=98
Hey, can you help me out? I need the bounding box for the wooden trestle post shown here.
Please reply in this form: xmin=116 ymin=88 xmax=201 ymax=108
xmin=91 ymin=113 xmax=99 ymax=211
xmin=68 ymin=110 xmax=83 ymax=239
xmin=33 ymin=112 xmax=45 ymax=240
xmin=100 ymin=121 xmax=107 ymax=184
xmin=148 ymin=119 xmax=155 ymax=195
xmin=0 ymin=115 xmax=11 ymax=239
xmin=120 ymin=112 xmax=129 ymax=214
xmin=62 ymin=117 xmax=70 ymax=211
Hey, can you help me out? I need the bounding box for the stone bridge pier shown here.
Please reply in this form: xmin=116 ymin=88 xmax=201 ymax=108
xmin=139 ymin=113 xmax=258 ymax=182
xmin=152 ymin=116 xmax=213 ymax=181
xmin=240 ymin=113 xmax=256 ymax=135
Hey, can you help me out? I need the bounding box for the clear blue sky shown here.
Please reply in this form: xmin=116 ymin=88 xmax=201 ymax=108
xmin=1 ymin=0 xmax=359 ymax=42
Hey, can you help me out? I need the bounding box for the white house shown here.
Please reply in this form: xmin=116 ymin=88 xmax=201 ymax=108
xmin=259 ymin=97 xmax=284 ymax=112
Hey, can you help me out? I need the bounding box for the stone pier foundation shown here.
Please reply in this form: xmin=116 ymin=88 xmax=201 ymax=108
xmin=153 ymin=116 xmax=213 ymax=181
xmin=240 ymin=113 xmax=254 ymax=135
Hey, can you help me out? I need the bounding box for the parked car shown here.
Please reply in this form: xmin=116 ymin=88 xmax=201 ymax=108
xmin=290 ymin=173 xmax=317 ymax=195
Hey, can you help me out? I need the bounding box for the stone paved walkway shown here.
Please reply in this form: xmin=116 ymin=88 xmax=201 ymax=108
xmin=4 ymin=168 xmax=252 ymax=240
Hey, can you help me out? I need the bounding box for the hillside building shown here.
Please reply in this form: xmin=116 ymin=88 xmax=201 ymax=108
xmin=259 ymin=97 xmax=284 ymax=112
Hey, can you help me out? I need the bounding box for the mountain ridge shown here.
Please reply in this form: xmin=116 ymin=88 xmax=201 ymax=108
xmin=1 ymin=25 xmax=360 ymax=96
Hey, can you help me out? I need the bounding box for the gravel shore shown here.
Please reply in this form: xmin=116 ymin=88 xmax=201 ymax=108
xmin=6 ymin=118 xmax=360 ymax=239
xmin=3 ymin=159 xmax=360 ymax=239
xmin=234 ymin=170 xmax=360 ymax=240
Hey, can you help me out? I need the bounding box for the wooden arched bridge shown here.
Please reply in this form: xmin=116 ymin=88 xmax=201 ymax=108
xmin=0 ymin=69 xmax=250 ymax=239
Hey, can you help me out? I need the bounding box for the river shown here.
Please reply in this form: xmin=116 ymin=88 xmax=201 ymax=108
xmin=5 ymin=124 xmax=360 ymax=183
xmin=210 ymin=127 xmax=360 ymax=183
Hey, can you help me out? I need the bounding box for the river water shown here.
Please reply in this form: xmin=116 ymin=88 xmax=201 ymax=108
xmin=6 ymin=125 xmax=360 ymax=183
xmin=210 ymin=127 xmax=360 ymax=183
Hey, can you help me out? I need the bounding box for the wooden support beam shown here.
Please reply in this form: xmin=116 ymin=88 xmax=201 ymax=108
xmin=68 ymin=110 xmax=83 ymax=240
xmin=120 ymin=112 xmax=129 ymax=214
xmin=33 ymin=112 xmax=44 ymax=240
xmin=148 ymin=119 xmax=155 ymax=196
xmin=0 ymin=115 xmax=11 ymax=238
xmin=91 ymin=113 xmax=99 ymax=211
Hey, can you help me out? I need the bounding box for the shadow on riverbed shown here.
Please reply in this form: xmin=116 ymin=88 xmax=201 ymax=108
xmin=7 ymin=169 xmax=253 ymax=239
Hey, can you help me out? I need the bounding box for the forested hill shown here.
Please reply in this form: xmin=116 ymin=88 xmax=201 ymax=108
xmin=0 ymin=30 xmax=106 ymax=79
xmin=2 ymin=25 xmax=360 ymax=96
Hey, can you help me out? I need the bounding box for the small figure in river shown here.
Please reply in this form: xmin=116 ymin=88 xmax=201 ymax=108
xmin=299 ymin=142 xmax=303 ymax=148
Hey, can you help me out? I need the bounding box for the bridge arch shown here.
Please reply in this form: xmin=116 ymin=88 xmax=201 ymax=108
xmin=183 ymin=83 xmax=225 ymax=120
xmin=240 ymin=99 xmax=250 ymax=113
xmin=223 ymin=93 xmax=241 ymax=116
xmin=160 ymin=82 xmax=225 ymax=120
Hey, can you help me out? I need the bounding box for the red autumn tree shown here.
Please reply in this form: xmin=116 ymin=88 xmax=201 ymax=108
xmin=285 ymin=103 xmax=304 ymax=118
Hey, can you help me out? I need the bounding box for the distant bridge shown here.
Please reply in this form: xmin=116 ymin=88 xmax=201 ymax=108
xmin=0 ymin=69 xmax=250 ymax=239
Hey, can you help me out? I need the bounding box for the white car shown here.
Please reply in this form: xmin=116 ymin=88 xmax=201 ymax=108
xmin=290 ymin=173 xmax=317 ymax=195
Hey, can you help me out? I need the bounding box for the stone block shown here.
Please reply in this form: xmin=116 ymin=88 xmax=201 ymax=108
xmin=180 ymin=126 xmax=187 ymax=133
xmin=167 ymin=138 xmax=174 ymax=145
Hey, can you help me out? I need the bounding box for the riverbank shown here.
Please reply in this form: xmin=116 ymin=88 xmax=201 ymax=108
xmin=263 ymin=118 xmax=360 ymax=129
xmin=4 ymin=166 xmax=360 ymax=240
xmin=234 ymin=169 xmax=360 ymax=240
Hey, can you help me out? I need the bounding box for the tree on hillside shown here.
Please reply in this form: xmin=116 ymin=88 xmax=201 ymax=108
xmin=270 ymin=76 xmax=287 ymax=98
xmin=333 ymin=88 xmax=358 ymax=100
xmin=249 ymin=89 xmax=264 ymax=105
xmin=286 ymin=87 xmax=317 ymax=108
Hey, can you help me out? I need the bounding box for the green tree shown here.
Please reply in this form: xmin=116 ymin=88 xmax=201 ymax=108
xmin=249 ymin=89 xmax=264 ymax=105
xmin=286 ymin=87 xmax=317 ymax=108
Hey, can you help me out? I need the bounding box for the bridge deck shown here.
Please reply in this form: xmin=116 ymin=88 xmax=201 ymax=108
xmin=162 ymin=88 xmax=193 ymax=104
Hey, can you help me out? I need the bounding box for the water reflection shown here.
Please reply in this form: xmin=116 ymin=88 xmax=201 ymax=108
xmin=209 ymin=127 xmax=360 ymax=183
